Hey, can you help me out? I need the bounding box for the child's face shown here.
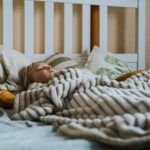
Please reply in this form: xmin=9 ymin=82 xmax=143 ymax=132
xmin=30 ymin=62 xmax=56 ymax=83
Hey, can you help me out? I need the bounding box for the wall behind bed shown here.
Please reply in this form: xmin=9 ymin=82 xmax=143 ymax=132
xmin=0 ymin=0 xmax=149 ymax=68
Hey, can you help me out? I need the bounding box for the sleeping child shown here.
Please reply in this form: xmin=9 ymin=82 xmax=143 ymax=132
xmin=0 ymin=62 xmax=57 ymax=108
xmin=0 ymin=61 xmax=95 ymax=109
xmin=20 ymin=62 xmax=57 ymax=89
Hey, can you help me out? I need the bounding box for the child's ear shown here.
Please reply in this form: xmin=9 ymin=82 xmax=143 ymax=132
xmin=0 ymin=90 xmax=15 ymax=109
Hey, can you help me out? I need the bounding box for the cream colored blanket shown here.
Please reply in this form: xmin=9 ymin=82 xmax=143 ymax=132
xmin=12 ymin=68 xmax=150 ymax=149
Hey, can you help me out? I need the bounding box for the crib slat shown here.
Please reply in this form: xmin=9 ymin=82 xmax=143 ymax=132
xmin=82 ymin=4 xmax=90 ymax=54
xmin=99 ymin=5 xmax=108 ymax=51
xmin=45 ymin=2 xmax=54 ymax=55
xmin=137 ymin=0 xmax=145 ymax=69
xmin=64 ymin=3 xmax=73 ymax=54
xmin=25 ymin=0 xmax=34 ymax=55
xmin=3 ymin=0 xmax=13 ymax=49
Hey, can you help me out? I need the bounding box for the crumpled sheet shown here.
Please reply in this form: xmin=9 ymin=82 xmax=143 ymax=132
xmin=0 ymin=108 xmax=111 ymax=150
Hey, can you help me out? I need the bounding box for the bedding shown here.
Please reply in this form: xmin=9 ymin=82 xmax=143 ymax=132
xmin=0 ymin=47 xmax=31 ymax=93
xmin=0 ymin=108 xmax=111 ymax=150
xmin=85 ymin=46 xmax=133 ymax=79
xmin=0 ymin=46 xmax=7 ymax=83
xmin=10 ymin=68 xmax=150 ymax=149
xmin=45 ymin=53 xmax=83 ymax=70
xmin=1 ymin=48 xmax=31 ymax=85
xmin=0 ymin=60 xmax=6 ymax=83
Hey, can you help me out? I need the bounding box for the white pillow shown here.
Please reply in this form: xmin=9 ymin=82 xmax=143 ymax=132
xmin=45 ymin=53 xmax=82 ymax=70
xmin=85 ymin=46 xmax=133 ymax=79
xmin=0 ymin=45 xmax=7 ymax=83
xmin=0 ymin=61 xmax=6 ymax=83
xmin=1 ymin=48 xmax=31 ymax=85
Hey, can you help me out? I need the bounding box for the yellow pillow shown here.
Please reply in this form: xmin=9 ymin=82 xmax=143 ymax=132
xmin=0 ymin=90 xmax=15 ymax=109
xmin=115 ymin=70 xmax=144 ymax=82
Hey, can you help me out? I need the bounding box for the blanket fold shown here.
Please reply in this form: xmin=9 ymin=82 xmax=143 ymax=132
xmin=12 ymin=68 xmax=150 ymax=148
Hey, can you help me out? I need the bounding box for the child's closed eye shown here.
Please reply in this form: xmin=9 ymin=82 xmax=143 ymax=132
xmin=36 ymin=65 xmax=51 ymax=72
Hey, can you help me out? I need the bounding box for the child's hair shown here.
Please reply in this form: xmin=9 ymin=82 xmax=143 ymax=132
xmin=19 ymin=61 xmax=50 ymax=89
xmin=19 ymin=63 xmax=34 ymax=89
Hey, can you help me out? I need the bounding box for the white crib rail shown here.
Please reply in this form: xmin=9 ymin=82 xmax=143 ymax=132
xmin=45 ymin=1 xmax=54 ymax=55
xmin=64 ymin=3 xmax=73 ymax=54
xmin=2 ymin=0 xmax=146 ymax=69
xmin=25 ymin=0 xmax=34 ymax=55
xmin=82 ymin=5 xmax=91 ymax=54
xmin=3 ymin=0 xmax=13 ymax=49
xmin=24 ymin=0 xmax=139 ymax=8
xmin=138 ymin=0 xmax=146 ymax=69
xmin=99 ymin=6 xmax=108 ymax=52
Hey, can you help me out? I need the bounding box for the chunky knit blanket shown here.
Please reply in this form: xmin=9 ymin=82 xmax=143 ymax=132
xmin=12 ymin=68 xmax=150 ymax=149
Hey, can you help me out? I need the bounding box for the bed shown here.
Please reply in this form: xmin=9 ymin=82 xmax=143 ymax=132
xmin=0 ymin=0 xmax=147 ymax=150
